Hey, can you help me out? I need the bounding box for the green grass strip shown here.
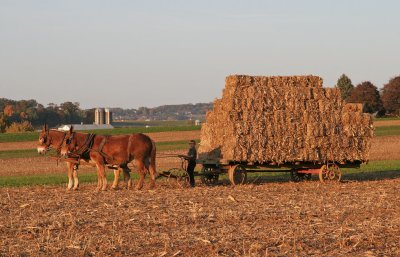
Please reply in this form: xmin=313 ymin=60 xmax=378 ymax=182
xmin=0 ymin=172 xmax=142 ymax=188
xmin=0 ymin=149 xmax=40 ymax=159
xmin=0 ymin=125 xmax=201 ymax=143
xmin=373 ymin=117 xmax=400 ymax=121
xmin=374 ymin=125 xmax=400 ymax=137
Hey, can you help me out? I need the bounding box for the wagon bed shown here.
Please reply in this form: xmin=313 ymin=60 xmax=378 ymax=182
xmin=197 ymin=158 xmax=362 ymax=186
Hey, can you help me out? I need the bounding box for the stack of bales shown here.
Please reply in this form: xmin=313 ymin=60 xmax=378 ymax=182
xmin=199 ymin=75 xmax=373 ymax=164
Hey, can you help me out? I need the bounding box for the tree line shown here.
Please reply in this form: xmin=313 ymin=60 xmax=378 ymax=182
xmin=0 ymin=100 xmax=91 ymax=133
xmin=111 ymin=103 xmax=213 ymax=121
xmin=336 ymin=74 xmax=400 ymax=116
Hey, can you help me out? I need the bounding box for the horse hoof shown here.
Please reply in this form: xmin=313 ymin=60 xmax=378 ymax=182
xmin=73 ymin=187 xmax=79 ymax=191
xmin=111 ymin=186 xmax=118 ymax=190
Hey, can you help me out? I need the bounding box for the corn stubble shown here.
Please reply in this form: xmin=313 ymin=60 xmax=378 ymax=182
xmin=199 ymin=75 xmax=373 ymax=164
xmin=1 ymin=180 xmax=399 ymax=256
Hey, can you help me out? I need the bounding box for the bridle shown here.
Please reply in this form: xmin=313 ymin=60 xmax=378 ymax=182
xmin=41 ymin=129 xmax=67 ymax=154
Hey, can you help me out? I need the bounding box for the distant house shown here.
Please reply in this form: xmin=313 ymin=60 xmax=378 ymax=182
xmin=195 ymin=120 xmax=201 ymax=126
xmin=58 ymin=124 xmax=114 ymax=131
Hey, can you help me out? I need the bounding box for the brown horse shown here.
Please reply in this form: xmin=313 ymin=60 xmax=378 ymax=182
xmin=37 ymin=124 xmax=80 ymax=190
xmin=60 ymin=126 xmax=157 ymax=191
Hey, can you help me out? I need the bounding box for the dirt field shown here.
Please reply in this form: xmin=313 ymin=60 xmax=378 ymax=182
xmin=0 ymin=130 xmax=201 ymax=151
xmin=1 ymin=179 xmax=399 ymax=256
xmin=369 ymin=136 xmax=400 ymax=161
xmin=374 ymin=119 xmax=400 ymax=127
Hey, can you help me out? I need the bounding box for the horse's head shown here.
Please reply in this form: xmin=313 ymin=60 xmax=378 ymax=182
xmin=37 ymin=124 xmax=51 ymax=154
xmin=60 ymin=126 xmax=77 ymax=157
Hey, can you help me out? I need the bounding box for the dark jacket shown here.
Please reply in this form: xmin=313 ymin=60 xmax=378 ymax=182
xmin=187 ymin=147 xmax=197 ymax=163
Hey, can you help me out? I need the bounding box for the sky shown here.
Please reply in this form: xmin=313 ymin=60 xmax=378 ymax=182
xmin=0 ymin=0 xmax=399 ymax=109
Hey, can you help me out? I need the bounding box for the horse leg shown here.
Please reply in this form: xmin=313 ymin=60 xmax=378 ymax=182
xmin=66 ymin=162 xmax=74 ymax=190
xmin=135 ymin=161 xmax=146 ymax=190
xmin=112 ymin=168 xmax=120 ymax=190
xmin=73 ymin=165 xmax=79 ymax=190
xmin=149 ymin=139 xmax=158 ymax=188
xmin=146 ymin=158 xmax=156 ymax=189
xmin=101 ymin=165 xmax=107 ymax=191
xmin=123 ymin=168 xmax=132 ymax=189
xmin=95 ymin=163 xmax=107 ymax=191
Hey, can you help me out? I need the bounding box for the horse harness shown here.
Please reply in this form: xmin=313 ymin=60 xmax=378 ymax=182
xmin=66 ymin=132 xmax=96 ymax=160
xmin=55 ymin=132 xmax=67 ymax=154
xmin=66 ymin=133 xmax=134 ymax=165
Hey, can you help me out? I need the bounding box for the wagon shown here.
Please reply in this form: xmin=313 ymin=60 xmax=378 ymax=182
xmin=197 ymin=158 xmax=362 ymax=186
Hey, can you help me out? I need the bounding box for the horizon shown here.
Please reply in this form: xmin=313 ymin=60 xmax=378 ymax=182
xmin=1 ymin=1 xmax=399 ymax=109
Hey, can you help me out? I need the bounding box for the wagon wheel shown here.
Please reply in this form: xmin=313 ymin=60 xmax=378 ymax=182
xmin=167 ymin=168 xmax=190 ymax=188
xmin=200 ymin=166 xmax=220 ymax=186
xmin=228 ymin=164 xmax=247 ymax=186
xmin=290 ymin=170 xmax=312 ymax=182
xmin=319 ymin=163 xmax=342 ymax=182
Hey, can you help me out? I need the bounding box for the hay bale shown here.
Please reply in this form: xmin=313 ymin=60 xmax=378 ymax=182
xmin=198 ymin=75 xmax=373 ymax=164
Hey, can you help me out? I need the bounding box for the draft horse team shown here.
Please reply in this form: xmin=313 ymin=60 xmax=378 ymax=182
xmin=37 ymin=124 xmax=157 ymax=191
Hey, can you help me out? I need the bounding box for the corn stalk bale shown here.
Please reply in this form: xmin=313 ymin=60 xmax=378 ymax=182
xmin=198 ymin=75 xmax=373 ymax=164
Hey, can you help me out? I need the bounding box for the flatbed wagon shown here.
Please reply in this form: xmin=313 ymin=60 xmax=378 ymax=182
xmin=197 ymin=158 xmax=362 ymax=186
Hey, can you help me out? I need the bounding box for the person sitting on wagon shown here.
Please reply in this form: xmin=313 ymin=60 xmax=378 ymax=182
xmin=179 ymin=140 xmax=197 ymax=187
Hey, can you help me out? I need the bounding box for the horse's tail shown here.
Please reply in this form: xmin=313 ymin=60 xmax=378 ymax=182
xmin=149 ymin=139 xmax=158 ymax=178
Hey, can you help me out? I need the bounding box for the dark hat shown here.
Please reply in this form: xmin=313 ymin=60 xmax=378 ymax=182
xmin=189 ymin=140 xmax=196 ymax=144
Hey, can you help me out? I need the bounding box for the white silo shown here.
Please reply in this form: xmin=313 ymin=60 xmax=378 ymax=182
xmin=105 ymin=108 xmax=112 ymax=125
xmin=95 ymin=108 xmax=105 ymax=125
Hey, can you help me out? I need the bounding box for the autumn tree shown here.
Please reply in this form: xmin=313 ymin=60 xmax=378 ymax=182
xmin=336 ymin=74 xmax=354 ymax=101
xmin=0 ymin=114 xmax=8 ymax=133
xmin=347 ymin=81 xmax=383 ymax=113
xmin=381 ymin=76 xmax=400 ymax=115
xmin=3 ymin=105 xmax=14 ymax=117
xmin=5 ymin=121 xmax=34 ymax=133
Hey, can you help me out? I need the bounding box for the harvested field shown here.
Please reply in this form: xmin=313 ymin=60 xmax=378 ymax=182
xmin=0 ymin=130 xmax=201 ymax=151
xmin=374 ymin=119 xmax=400 ymax=127
xmin=370 ymin=136 xmax=400 ymax=161
xmin=1 ymin=179 xmax=400 ymax=256
xmin=0 ymin=141 xmax=37 ymax=151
